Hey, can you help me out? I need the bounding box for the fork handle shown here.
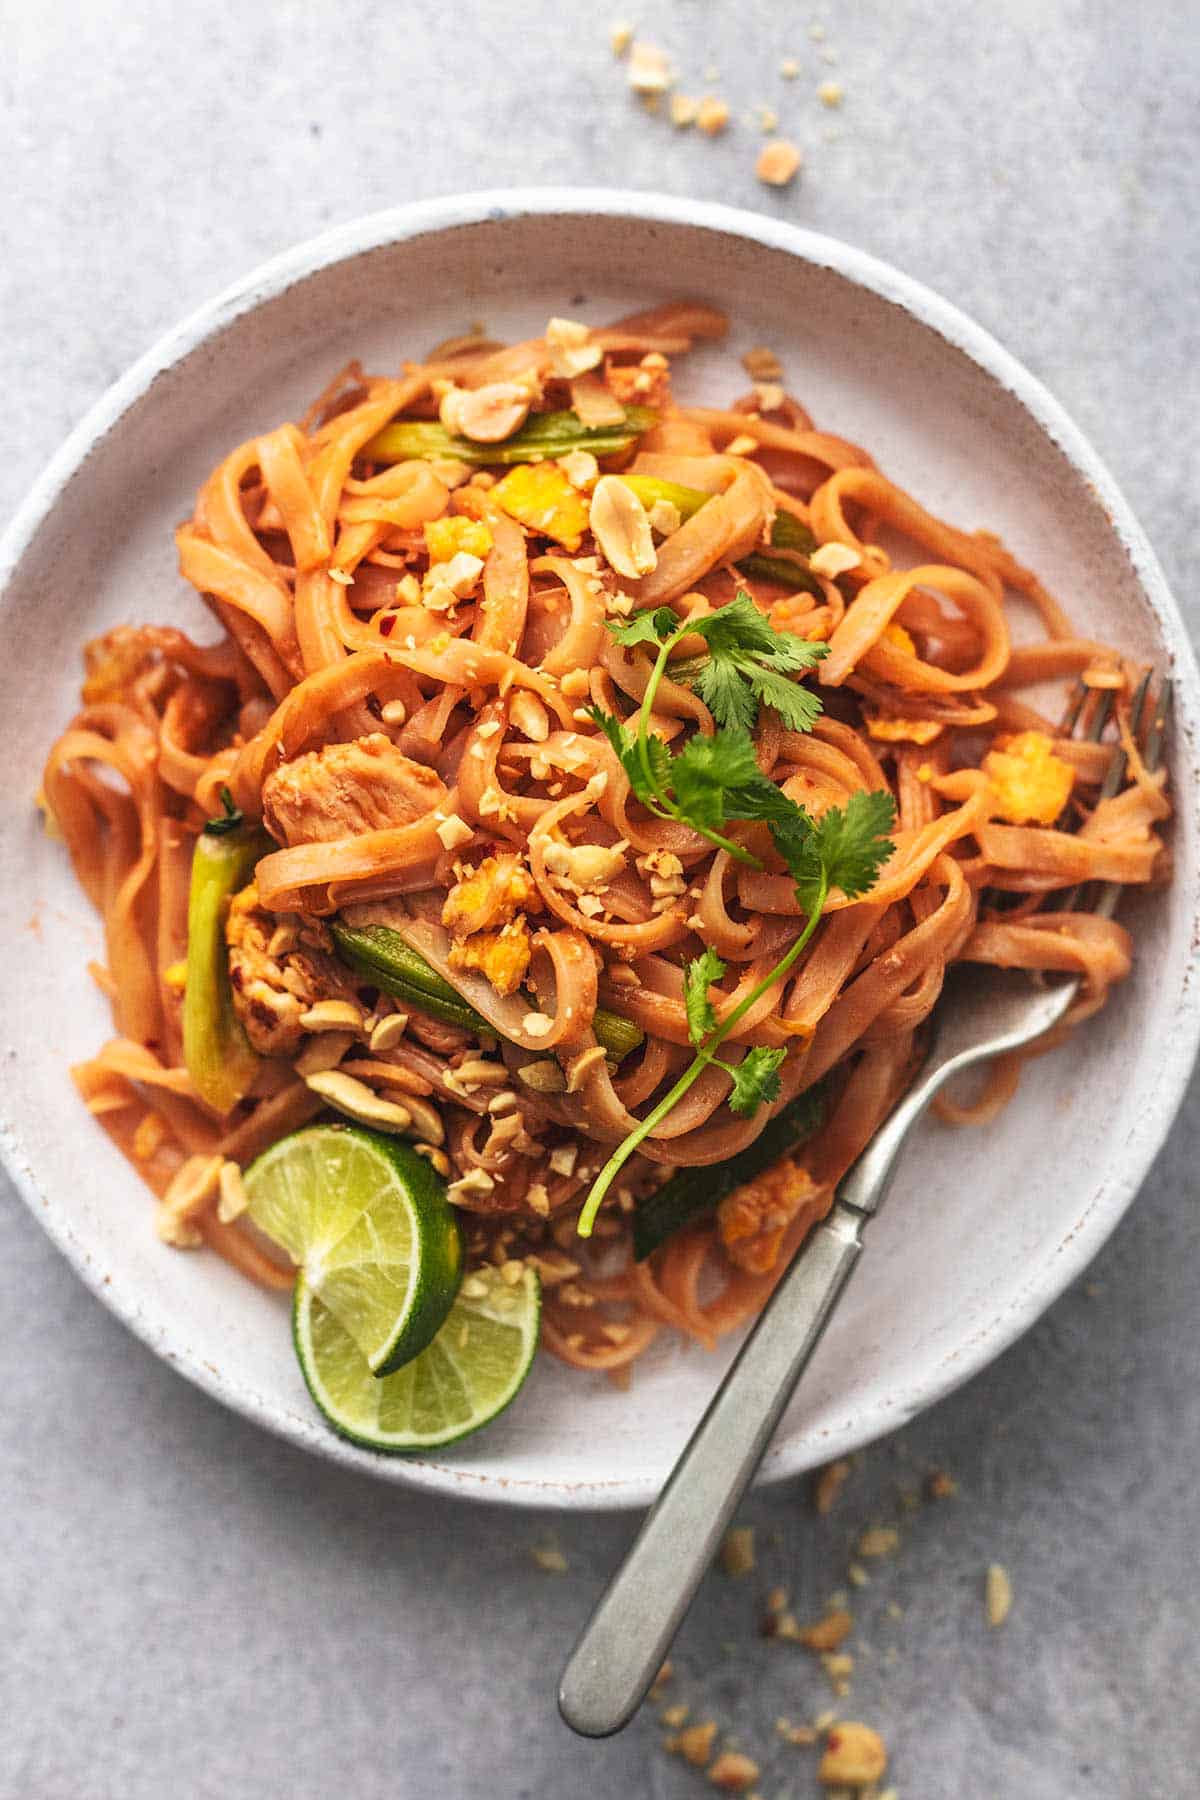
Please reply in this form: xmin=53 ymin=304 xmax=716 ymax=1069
xmin=557 ymin=1200 xmax=866 ymax=1738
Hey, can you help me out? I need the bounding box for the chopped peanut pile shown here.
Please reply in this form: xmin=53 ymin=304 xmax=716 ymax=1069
xmin=983 ymin=729 xmax=1075 ymax=824
xmin=717 ymin=1156 xmax=821 ymax=1273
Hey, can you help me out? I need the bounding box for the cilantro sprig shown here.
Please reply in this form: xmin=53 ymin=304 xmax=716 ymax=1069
xmin=609 ymin=592 xmax=829 ymax=734
xmin=575 ymin=622 xmax=895 ymax=1238
xmin=590 ymin=592 xmax=829 ymax=868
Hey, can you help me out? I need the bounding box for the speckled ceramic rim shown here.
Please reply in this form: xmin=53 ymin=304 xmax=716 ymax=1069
xmin=3 ymin=189 xmax=1198 ymax=1510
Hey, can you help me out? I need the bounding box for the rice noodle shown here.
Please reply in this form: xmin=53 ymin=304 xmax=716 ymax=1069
xmin=42 ymin=300 xmax=1170 ymax=1383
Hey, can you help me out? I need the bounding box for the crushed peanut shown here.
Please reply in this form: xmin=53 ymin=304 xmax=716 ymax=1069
xmin=448 ymin=1168 xmax=496 ymax=1207
xmin=589 ymin=474 xmax=657 ymax=579
xmin=856 ymin=1526 xmax=900 ymax=1559
xmin=299 ymin=998 xmax=364 ymax=1033
xmin=609 ymin=19 xmax=632 ymax=55
xmin=809 ymin=541 xmax=862 ymax=578
xmin=985 ymin=1563 xmax=1013 ymax=1627
xmin=546 ymin=315 xmax=603 ymax=379
xmin=155 ymin=1153 xmax=224 ymax=1248
xmin=304 ymin=1070 xmax=412 ymax=1134
xmin=818 ymin=1721 xmax=888 ymax=1788
xmin=671 ymin=1721 xmax=718 ymax=1767
xmin=369 ymin=1013 xmax=409 ymax=1054
xmin=670 ymin=93 xmax=700 ymax=128
xmin=708 ymin=1751 xmax=760 ymax=1791
xmin=817 ymin=79 xmax=844 ymax=107
xmin=742 ymin=345 xmax=783 ymax=382
xmin=439 ymin=381 xmax=532 ymax=443
xmin=799 ymin=1608 xmax=853 ymax=1651
xmin=696 ymin=96 xmax=730 ymax=135
xmin=530 ymin=1545 xmax=568 ymax=1573
xmin=216 ymin=1160 xmax=249 ymax=1224
xmin=813 ymin=1458 xmax=852 ymax=1513
xmin=756 ymin=138 xmax=803 ymax=186
xmin=435 ymin=812 xmax=474 ymax=852
xmin=628 ymin=39 xmax=672 ymax=95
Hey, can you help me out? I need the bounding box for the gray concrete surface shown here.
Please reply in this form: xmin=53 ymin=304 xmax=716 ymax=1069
xmin=2 ymin=2 xmax=1197 ymax=1795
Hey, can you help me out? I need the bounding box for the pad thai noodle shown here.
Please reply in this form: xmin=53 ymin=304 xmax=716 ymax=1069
xmin=43 ymin=301 xmax=1171 ymax=1384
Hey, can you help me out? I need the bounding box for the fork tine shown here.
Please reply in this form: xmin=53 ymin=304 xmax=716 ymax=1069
xmin=1089 ymin=673 xmax=1169 ymax=922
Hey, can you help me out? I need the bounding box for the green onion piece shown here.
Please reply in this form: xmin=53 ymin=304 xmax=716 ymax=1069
xmin=617 ymin=474 xmax=711 ymax=522
xmin=771 ymin=510 xmax=819 ymax=556
xmin=183 ymin=825 xmax=271 ymax=1114
xmin=631 ymin=1083 xmax=825 ymax=1260
xmin=360 ymin=406 xmax=659 ymax=469
xmin=330 ymin=922 xmax=642 ymax=1063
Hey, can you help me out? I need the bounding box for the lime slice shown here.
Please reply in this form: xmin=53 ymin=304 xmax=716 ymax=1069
xmin=243 ymin=1125 xmax=462 ymax=1376
xmin=292 ymin=1262 xmax=541 ymax=1452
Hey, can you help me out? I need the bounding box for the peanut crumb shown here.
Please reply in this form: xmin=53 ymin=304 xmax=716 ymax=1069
xmin=708 ymin=1751 xmax=761 ymax=1791
xmin=661 ymin=1703 xmax=689 ymax=1728
xmin=670 ymin=93 xmax=699 ymax=128
xmin=672 ymin=1721 xmax=718 ymax=1767
xmin=817 ymin=79 xmax=844 ymax=108
xmin=780 ymin=56 xmax=800 ymax=79
xmin=818 ymin=1720 xmax=888 ymax=1788
xmin=696 ymin=96 xmax=731 ymax=136
xmin=799 ymin=1608 xmax=853 ymax=1652
xmin=756 ymin=138 xmax=803 ymax=186
xmin=986 ymin=1562 xmax=1013 ymax=1627
xmin=719 ymin=1526 xmax=755 ymax=1577
xmin=856 ymin=1526 xmax=900 ymax=1559
xmin=609 ymin=19 xmax=632 ymax=55
xmin=926 ymin=1467 xmax=958 ymax=1501
xmin=530 ymin=1545 xmax=568 ymax=1574
xmin=813 ymin=1457 xmax=852 ymax=1514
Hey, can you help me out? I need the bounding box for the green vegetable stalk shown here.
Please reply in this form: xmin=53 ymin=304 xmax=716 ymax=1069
xmin=183 ymin=813 xmax=271 ymax=1115
xmin=360 ymin=406 xmax=658 ymax=468
xmin=632 ymin=1084 xmax=825 ymax=1260
xmin=329 ymin=922 xmax=643 ymax=1064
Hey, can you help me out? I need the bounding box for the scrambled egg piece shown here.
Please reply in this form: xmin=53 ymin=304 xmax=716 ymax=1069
xmin=447 ymin=919 xmax=532 ymax=998
xmin=441 ymin=854 xmax=536 ymax=936
xmin=717 ymin=1156 xmax=820 ymax=1275
xmin=864 ymin=714 xmax=943 ymax=744
xmin=983 ymin=730 xmax=1075 ymax=825
xmin=424 ymin=514 xmax=493 ymax=564
xmin=492 ymin=463 xmax=589 ymax=550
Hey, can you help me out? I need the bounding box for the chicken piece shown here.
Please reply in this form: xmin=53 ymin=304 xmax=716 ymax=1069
xmin=982 ymin=729 xmax=1075 ymax=825
xmin=262 ymin=734 xmax=443 ymax=846
xmin=717 ymin=1156 xmax=821 ymax=1274
xmin=441 ymin=854 xmax=537 ymax=937
xmin=447 ymin=918 xmax=532 ymax=998
xmin=226 ymin=882 xmax=354 ymax=1055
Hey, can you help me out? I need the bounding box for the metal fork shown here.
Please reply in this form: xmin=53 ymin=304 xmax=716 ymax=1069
xmin=559 ymin=675 xmax=1171 ymax=1739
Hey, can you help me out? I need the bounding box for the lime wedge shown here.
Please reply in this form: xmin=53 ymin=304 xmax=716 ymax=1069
xmin=243 ymin=1125 xmax=462 ymax=1376
xmin=293 ymin=1262 xmax=541 ymax=1452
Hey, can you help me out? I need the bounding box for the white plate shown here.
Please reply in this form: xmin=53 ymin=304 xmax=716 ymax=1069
xmin=2 ymin=191 xmax=1197 ymax=1509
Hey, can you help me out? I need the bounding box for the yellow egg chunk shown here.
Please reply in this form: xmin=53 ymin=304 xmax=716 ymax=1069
xmin=983 ymin=730 xmax=1075 ymax=824
xmin=864 ymin=715 xmax=944 ymax=744
xmin=491 ymin=463 xmax=589 ymax=550
xmin=423 ymin=514 xmax=493 ymax=563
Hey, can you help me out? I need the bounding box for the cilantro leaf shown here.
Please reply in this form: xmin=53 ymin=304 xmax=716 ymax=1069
xmin=684 ymin=948 xmax=726 ymax=1047
xmin=670 ymin=729 xmax=762 ymax=830
xmin=606 ymin=606 xmax=677 ymax=647
xmin=786 ymin=788 xmax=898 ymax=913
xmin=725 ymin=1045 xmax=788 ymax=1117
xmin=739 ymin=661 xmax=825 ymax=734
xmin=686 ymin=592 xmax=828 ymax=733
